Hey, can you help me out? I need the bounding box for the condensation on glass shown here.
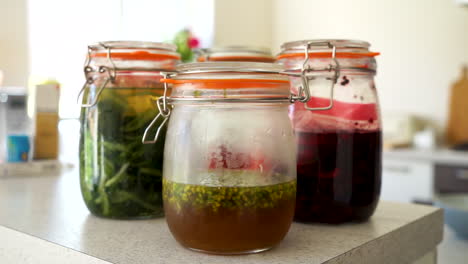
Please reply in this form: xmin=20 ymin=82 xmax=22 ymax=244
xmin=145 ymin=62 xmax=296 ymax=254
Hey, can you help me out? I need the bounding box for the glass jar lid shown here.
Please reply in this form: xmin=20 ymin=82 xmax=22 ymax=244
xmin=277 ymin=39 xmax=378 ymax=74
xmin=276 ymin=39 xmax=379 ymax=111
xmin=163 ymin=62 xmax=290 ymax=101
xmin=277 ymin=39 xmax=378 ymax=59
xmin=196 ymin=46 xmax=275 ymax=63
xmin=85 ymin=41 xmax=180 ymax=73
xmin=78 ymin=41 xmax=181 ymax=108
xmin=88 ymin=41 xmax=180 ymax=62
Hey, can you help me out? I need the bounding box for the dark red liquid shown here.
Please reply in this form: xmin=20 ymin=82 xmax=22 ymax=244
xmin=295 ymin=130 xmax=382 ymax=224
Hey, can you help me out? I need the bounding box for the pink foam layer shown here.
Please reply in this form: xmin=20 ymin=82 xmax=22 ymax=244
xmin=290 ymin=97 xmax=380 ymax=132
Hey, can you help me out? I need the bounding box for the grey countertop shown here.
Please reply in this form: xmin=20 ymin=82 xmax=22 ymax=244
xmin=384 ymin=148 xmax=468 ymax=166
xmin=0 ymin=168 xmax=443 ymax=264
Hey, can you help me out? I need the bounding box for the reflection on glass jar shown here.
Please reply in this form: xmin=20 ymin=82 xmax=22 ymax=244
xmin=277 ymin=39 xmax=382 ymax=224
xmin=150 ymin=62 xmax=296 ymax=254
xmin=78 ymin=41 xmax=180 ymax=219
xmin=195 ymin=46 xmax=275 ymax=62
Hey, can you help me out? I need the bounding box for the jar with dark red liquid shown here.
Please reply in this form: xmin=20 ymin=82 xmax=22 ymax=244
xmin=277 ymin=40 xmax=382 ymax=224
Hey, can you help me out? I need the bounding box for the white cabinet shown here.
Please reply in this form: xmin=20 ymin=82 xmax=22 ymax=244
xmin=381 ymin=159 xmax=433 ymax=203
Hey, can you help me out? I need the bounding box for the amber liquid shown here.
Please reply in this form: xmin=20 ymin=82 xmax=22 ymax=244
xmin=164 ymin=180 xmax=296 ymax=254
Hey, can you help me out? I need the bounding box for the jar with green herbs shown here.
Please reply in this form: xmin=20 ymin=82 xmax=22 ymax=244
xmin=78 ymin=41 xmax=180 ymax=219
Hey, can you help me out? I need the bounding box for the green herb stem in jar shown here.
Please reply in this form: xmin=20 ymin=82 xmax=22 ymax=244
xmin=80 ymin=87 xmax=166 ymax=219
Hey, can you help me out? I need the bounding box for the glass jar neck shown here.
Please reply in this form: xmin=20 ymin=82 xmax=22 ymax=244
xmin=277 ymin=39 xmax=378 ymax=74
xmin=165 ymin=62 xmax=291 ymax=100
xmin=88 ymin=54 xmax=179 ymax=72
xmin=168 ymin=79 xmax=291 ymax=101
xmin=196 ymin=46 xmax=274 ymax=62
xmin=86 ymin=41 xmax=180 ymax=72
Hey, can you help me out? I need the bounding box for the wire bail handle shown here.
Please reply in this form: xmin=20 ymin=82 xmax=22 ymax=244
xmin=77 ymin=42 xmax=117 ymax=108
xmin=193 ymin=48 xmax=211 ymax=61
xmin=142 ymin=71 xmax=174 ymax=144
xmin=289 ymin=41 xmax=340 ymax=111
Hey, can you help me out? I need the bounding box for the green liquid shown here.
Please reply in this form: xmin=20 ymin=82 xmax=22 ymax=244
xmin=79 ymin=87 xmax=165 ymax=219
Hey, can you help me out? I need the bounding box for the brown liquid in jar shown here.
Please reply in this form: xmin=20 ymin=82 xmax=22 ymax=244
xmin=163 ymin=179 xmax=296 ymax=254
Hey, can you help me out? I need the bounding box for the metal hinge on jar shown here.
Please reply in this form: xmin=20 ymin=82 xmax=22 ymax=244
xmin=142 ymin=72 xmax=174 ymax=144
xmin=284 ymin=41 xmax=340 ymax=111
xmin=77 ymin=42 xmax=176 ymax=108
xmin=77 ymin=43 xmax=117 ymax=108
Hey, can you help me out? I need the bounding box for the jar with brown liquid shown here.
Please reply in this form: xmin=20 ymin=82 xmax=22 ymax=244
xmin=145 ymin=62 xmax=296 ymax=254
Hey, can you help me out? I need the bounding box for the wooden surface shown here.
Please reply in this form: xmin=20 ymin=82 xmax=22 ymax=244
xmin=446 ymin=66 xmax=468 ymax=145
xmin=33 ymin=112 xmax=59 ymax=159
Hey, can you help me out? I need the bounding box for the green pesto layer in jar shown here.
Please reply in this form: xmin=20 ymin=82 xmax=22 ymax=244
xmin=163 ymin=175 xmax=296 ymax=254
xmin=163 ymin=177 xmax=296 ymax=212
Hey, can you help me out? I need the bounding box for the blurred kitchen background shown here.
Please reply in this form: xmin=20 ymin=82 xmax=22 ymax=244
xmin=0 ymin=0 xmax=468 ymax=262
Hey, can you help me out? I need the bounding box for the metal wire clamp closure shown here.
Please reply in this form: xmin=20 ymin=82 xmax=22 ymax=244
xmin=77 ymin=43 xmax=117 ymax=108
xmin=141 ymin=70 xmax=293 ymax=144
xmin=193 ymin=48 xmax=210 ymax=61
xmin=287 ymin=41 xmax=340 ymax=111
xmin=142 ymin=72 xmax=173 ymax=144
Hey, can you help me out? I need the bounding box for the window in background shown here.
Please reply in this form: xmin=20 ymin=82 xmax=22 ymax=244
xmin=27 ymin=0 xmax=214 ymax=118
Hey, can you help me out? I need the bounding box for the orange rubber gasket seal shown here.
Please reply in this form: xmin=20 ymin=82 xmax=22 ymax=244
xmin=198 ymin=56 xmax=275 ymax=63
xmin=162 ymin=78 xmax=289 ymax=89
xmin=276 ymin=52 xmax=380 ymax=60
xmin=91 ymin=50 xmax=180 ymax=61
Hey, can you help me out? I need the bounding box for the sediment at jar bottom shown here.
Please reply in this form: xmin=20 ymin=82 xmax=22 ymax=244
xmin=163 ymin=179 xmax=296 ymax=254
xmin=79 ymin=87 xmax=166 ymax=219
xmin=294 ymin=129 xmax=382 ymax=224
